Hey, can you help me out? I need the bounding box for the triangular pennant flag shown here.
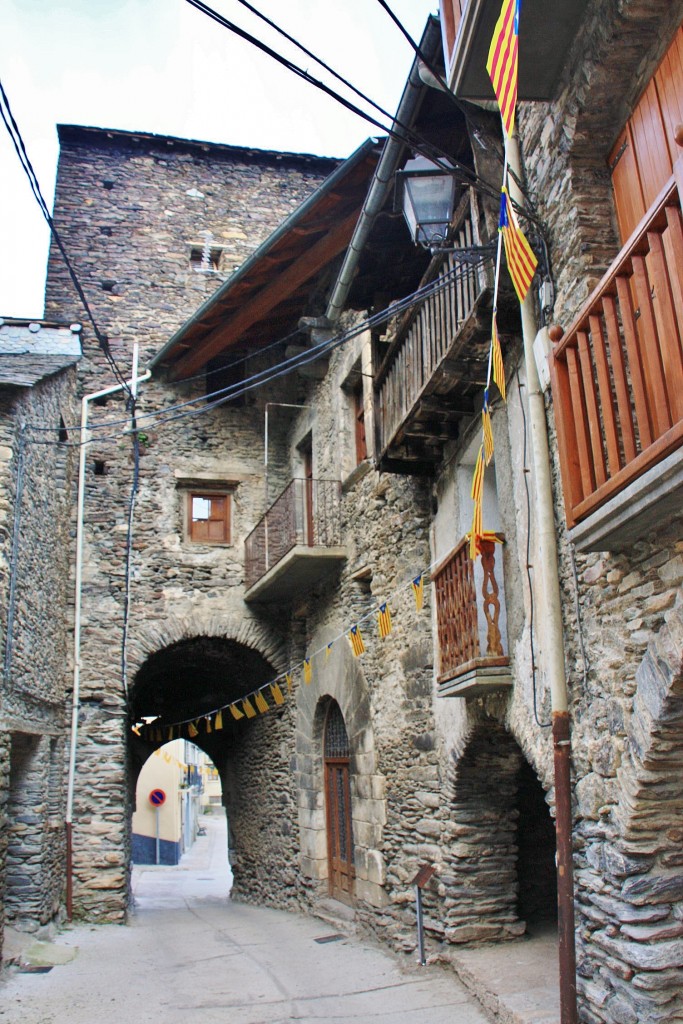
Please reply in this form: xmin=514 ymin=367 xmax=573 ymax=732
xmin=132 ymin=725 xmax=141 ymax=737
xmin=325 ymin=642 xmax=333 ymax=661
xmin=377 ymin=603 xmax=392 ymax=638
xmin=482 ymin=396 xmax=494 ymax=466
xmin=285 ymin=673 xmax=293 ymax=694
xmin=156 ymin=728 xmax=163 ymax=743
xmin=188 ymin=721 xmax=199 ymax=738
xmin=499 ymin=187 xmax=538 ymax=303
xmin=491 ymin=315 xmax=506 ymax=401
xmin=412 ymin=574 xmax=424 ymax=612
xmin=214 ymin=710 xmax=223 ymax=731
xmin=255 ymin=690 xmax=269 ymax=714
xmin=349 ymin=625 xmax=365 ymax=656
xmin=229 ymin=703 xmax=244 ymax=721
xmin=487 ymin=0 xmax=519 ymax=140
xmin=303 ymin=658 xmax=312 ymax=684
xmin=270 ymin=682 xmax=285 ymax=706
xmin=167 ymin=726 xmax=174 ymax=741
xmin=242 ymin=697 xmax=257 ymax=719
xmin=205 ymin=716 xmax=212 ymax=734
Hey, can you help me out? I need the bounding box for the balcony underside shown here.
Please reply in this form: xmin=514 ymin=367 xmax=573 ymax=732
xmin=569 ymin=445 xmax=683 ymax=553
xmin=437 ymin=658 xmax=512 ymax=698
xmin=244 ymin=545 xmax=347 ymax=604
xmin=448 ymin=0 xmax=589 ymax=101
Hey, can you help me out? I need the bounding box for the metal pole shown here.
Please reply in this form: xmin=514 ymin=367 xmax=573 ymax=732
xmin=415 ymin=886 xmax=426 ymax=966
xmin=155 ymin=807 xmax=160 ymax=866
xmin=505 ymin=133 xmax=577 ymax=1024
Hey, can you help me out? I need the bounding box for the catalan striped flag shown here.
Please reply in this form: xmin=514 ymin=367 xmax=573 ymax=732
xmin=469 ymin=446 xmax=485 ymax=559
xmin=486 ymin=0 xmax=520 ymax=139
xmin=377 ymin=602 xmax=392 ymax=638
xmin=230 ymin=703 xmax=244 ymax=721
xmin=285 ymin=673 xmax=293 ymax=694
xmin=255 ymin=690 xmax=269 ymax=714
xmin=491 ymin=315 xmax=506 ymax=401
xmin=349 ymin=625 xmax=365 ymax=657
xmin=412 ymin=574 xmax=424 ymax=612
xmin=303 ymin=658 xmax=312 ymax=684
xmin=214 ymin=710 xmax=223 ymax=731
xmin=270 ymin=682 xmax=285 ymax=706
xmin=499 ymin=187 xmax=537 ymax=303
xmin=482 ymin=396 xmax=494 ymax=466
xmin=242 ymin=697 xmax=257 ymax=719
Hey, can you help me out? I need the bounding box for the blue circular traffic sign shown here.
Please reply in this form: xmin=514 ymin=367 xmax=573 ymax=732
xmin=149 ymin=788 xmax=166 ymax=807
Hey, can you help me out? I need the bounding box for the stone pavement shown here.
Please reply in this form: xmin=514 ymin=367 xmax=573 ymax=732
xmin=1 ymin=815 xmax=560 ymax=1024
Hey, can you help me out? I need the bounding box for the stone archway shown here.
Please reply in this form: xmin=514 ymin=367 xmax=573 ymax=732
xmin=295 ymin=633 xmax=387 ymax=912
xmin=442 ymin=717 xmax=556 ymax=944
xmin=127 ymin=630 xmax=303 ymax=910
xmin=577 ymin=599 xmax=683 ymax=1023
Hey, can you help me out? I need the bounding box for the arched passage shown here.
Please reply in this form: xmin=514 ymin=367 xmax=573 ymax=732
xmin=128 ymin=633 xmax=299 ymax=908
xmin=443 ymin=719 xmax=556 ymax=943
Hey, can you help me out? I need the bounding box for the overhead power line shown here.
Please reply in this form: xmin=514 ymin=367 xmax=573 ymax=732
xmin=183 ymin=0 xmax=502 ymax=202
xmin=0 ymin=78 xmax=133 ymax=397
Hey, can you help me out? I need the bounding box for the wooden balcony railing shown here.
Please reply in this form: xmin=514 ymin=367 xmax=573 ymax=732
xmin=375 ymin=188 xmax=493 ymax=467
xmin=244 ymin=478 xmax=342 ymax=590
xmin=433 ymin=535 xmax=508 ymax=683
xmin=550 ymin=170 xmax=683 ymax=528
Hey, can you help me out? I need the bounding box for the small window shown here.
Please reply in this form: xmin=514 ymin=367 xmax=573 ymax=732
xmin=188 ymin=492 xmax=231 ymax=544
xmin=353 ymin=383 xmax=367 ymax=465
xmin=189 ymin=246 xmax=223 ymax=273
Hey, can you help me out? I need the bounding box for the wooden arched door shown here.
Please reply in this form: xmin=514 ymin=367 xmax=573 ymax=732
xmin=324 ymin=701 xmax=355 ymax=900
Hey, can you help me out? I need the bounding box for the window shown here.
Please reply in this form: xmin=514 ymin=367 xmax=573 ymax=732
xmin=188 ymin=492 xmax=230 ymax=544
xmin=353 ymin=383 xmax=368 ymax=465
xmin=189 ymin=240 xmax=224 ymax=273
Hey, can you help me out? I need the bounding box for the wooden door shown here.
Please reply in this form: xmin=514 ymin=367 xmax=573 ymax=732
xmin=610 ymin=26 xmax=683 ymax=242
xmin=324 ymin=702 xmax=355 ymax=901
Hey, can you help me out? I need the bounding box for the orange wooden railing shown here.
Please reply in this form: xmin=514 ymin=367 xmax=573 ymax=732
xmin=432 ymin=535 xmax=508 ymax=683
xmin=550 ymin=168 xmax=683 ymax=528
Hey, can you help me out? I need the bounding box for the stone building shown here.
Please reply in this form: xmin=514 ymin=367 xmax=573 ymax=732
xmin=0 ymin=319 xmax=81 ymax=959
xmin=11 ymin=3 xmax=682 ymax=1023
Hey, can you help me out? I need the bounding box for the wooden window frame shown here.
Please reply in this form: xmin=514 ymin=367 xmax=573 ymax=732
xmin=353 ymin=383 xmax=368 ymax=465
xmin=186 ymin=491 xmax=231 ymax=545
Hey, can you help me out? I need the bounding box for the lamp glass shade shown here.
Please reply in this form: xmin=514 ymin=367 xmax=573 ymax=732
xmin=401 ymin=158 xmax=456 ymax=247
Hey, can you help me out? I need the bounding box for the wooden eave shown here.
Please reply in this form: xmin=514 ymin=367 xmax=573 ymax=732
xmin=152 ymin=143 xmax=381 ymax=379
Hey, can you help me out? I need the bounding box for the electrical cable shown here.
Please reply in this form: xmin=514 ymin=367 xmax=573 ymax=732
xmin=24 ymin=251 xmax=494 ymax=441
xmin=0 ymin=79 xmax=133 ymax=397
xmin=516 ymin=367 xmax=551 ymax=729
xmin=183 ymin=0 xmax=503 ymax=203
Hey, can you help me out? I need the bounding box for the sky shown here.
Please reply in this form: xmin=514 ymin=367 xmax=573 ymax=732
xmin=0 ymin=0 xmax=437 ymax=318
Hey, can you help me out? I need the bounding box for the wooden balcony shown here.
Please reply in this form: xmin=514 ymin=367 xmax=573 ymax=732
xmin=243 ymin=478 xmax=346 ymax=603
xmin=433 ymin=535 xmax=512 ymax=698
xmin=375 ymin=188 xmax=496 ymax=475
xmin=550 ymin=168 xmax=683 ymax=550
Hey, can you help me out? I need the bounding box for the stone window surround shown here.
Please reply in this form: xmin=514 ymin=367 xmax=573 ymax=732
xmin=175 ymin=471 xmax=244 ymax=547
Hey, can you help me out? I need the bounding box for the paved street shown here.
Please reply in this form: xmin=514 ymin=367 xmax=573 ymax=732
xmin=1 ymin=816 xmax=491 ymax=1024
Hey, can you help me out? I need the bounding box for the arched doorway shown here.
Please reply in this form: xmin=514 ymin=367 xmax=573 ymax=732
xmin=324 ymin=701 xmax=355 ymax=901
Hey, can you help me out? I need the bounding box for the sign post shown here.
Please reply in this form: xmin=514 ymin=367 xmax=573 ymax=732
xmin=149 ymin=789 xmax=166 ymax=866
xmin=410 ymin=863 xmax=437 ymax=966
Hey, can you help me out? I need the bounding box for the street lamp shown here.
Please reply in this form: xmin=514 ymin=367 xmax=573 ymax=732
xmin=396 ymin=156 xmax=458 ymax=250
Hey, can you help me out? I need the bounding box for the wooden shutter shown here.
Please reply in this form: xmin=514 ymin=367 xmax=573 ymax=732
xmin=610 ymin=26 xmax=683 ymax=242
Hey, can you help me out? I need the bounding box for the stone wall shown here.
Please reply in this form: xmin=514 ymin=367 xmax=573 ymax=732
xmin=0 ymin=363 xmax=78 ymax=956
xmin=42 ymin=127 xmax=336 ymax=920
xmin=514 ymin=3 xmax=683 ymax=1020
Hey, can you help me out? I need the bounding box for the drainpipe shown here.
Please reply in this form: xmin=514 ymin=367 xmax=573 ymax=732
xmin=505 ymin=134 xmax=577 ymax=1024
xmin=66 ymin=366 xmax=151 ymax=921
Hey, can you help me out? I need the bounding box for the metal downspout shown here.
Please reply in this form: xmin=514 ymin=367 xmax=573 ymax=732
xmin=505 ymin=134 xmax=577 ymax=1024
